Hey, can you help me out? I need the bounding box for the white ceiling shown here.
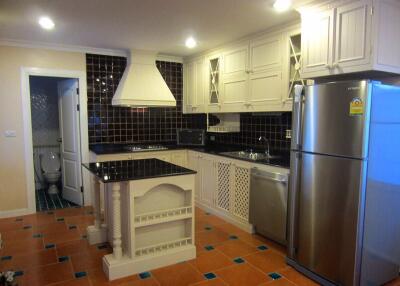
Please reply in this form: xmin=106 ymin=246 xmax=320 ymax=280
xmin=0 ymin=0 xmax=302 ymax=56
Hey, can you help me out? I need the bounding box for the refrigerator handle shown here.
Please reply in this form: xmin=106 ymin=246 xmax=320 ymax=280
xmin=291 ymin=85 xmax=304 ymax=150
xmin=287 ymin=151 xmax=302 ymax=258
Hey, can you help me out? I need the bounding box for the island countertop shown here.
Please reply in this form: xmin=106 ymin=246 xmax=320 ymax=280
xmin=82 ymin=158 xmax=196 ymax=183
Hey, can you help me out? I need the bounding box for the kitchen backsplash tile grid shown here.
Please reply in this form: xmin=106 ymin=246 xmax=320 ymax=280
xmin=86 ymin=54 xmax=206 ymax=144
xmin=86 ymin=54 xmax=291 ymax=151
xmin=208 ymin=113 xmax=292 ymax=151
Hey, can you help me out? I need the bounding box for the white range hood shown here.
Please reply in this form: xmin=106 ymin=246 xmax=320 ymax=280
xmin=112 ymin=49 xmax=176 ymax=107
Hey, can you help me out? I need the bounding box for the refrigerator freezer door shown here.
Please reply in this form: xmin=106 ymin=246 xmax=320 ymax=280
xmin=302 ymin=80 xmax=371 ymax=159
xmin=295 ymin=152 xmax=365 ymax=286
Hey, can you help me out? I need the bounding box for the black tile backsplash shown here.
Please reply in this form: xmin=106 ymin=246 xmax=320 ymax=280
xmin=86 ymin=53 xmax=291 ymax=151
xmin=209 ymin=113 xmax=292 ymax=151
xmin=86 ymin=54 xmax=206 ymax=144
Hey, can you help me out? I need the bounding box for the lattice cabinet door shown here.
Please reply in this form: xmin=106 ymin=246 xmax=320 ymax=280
xmin=232 ymin=164 xmax=251 ymax=221
xmin=216 ymin=161 xmax=232 ymax=212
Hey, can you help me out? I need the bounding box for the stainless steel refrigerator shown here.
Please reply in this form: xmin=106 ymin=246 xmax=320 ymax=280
xmin=287 ymin=80 xmax=400 ymax=286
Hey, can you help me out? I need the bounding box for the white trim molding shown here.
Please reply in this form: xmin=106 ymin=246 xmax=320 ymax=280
xmin=19 ymin=67 xmax=91 ymax=216
xmin=0 ymin=38 xmax=128 ymax=57
xmin=0 ymin=39 xmax=184 ymax=63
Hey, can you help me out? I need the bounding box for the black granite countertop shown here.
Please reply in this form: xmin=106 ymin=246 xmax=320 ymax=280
xmin=89 ymin=143 xmax=290 ymax=169
xmin=82 ymin=158 xmax=196 ymax=183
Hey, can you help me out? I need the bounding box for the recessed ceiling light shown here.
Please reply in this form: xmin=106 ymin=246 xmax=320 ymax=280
xmin=273 ymin=0 xmax=292 ymax=12
xmin=38 ymin=16 xmax=55 ymax=30
xmin=185 ymin=37 xmax=197 ymax=49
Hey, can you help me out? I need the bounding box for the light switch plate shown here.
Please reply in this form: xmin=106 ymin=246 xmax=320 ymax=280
xmin=285 ymin=129 xmax=292 ymax=139
xmin=4 ymin=130 xmax=17 ymax=137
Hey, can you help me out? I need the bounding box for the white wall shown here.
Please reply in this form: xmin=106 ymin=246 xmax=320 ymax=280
xmin=0 ymin=45 xmax=85 ymax=213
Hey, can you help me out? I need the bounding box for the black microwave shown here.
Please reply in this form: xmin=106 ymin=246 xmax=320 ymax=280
xmin=177 ymin=129 xmax=206 ymax=146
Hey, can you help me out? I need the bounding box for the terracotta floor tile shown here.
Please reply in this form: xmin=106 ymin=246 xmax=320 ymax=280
xmin=1 ymin=228 xmax=36 ymax=241
xmin=0 ymin=248 xmax=57 ymax=272
xmin=0 ymin=237 xmax=44 ymax=256
xmin=117 ymin=278 xmax=160 ymax=286
xmin=0 ymin=220 xmax=24 ymax=232
xmin=214 ymin=223 xmax=249 ymax=237
xmin=21 ymin=261 xmax=74 ymax=286
xmin=215 ymin=263 xmax=270 ymax=286
xmin=244 ymin=250 xmax=286 ymax=274
xmin=56 ymin=239 xmax=90 ymax=257
xmin=23 ymin=212 xmax=57 ymax=226
xmin=386 ymin=277 xmax=400 ymax=286
xmin=43 ymin=228 xmax=81 ymax=245
xmin=55 ymin=207 xmax=86 ymax=217
xmin=35 ymin=221 xmax=69 ymax=234
xmin=239 ymin=233 xmax=286 ymax=255
xmin=189 ymin=249 xmax=234 ymax=273
xmin=260 ymin=277 xmax=297 ymax=286
xmin=152 ymin=262 xmax=204 ymax=286
xmin=215 ymin=239 xmax=257 ymax=259
xmin=189 ymin=277 xmax=228 ymax=285
xmin=196 ymin=214 xmax=226 ymax=227
xmin=195 ymin=207 xmax=208 ymax=218
xmin=65 ymin=215 xmax=94 ymax=225
xmin=51 ymin=277 xmax=91 ymax=286
xmin=71 ymin=250 xmax=105 ymax=273
xmin=87 ymin=267 xmax=111 ymax=286
xmin=279 ymin=267 xmax=320 ymax=286
xmin=196 ymin=228 xmax=230 ymax=247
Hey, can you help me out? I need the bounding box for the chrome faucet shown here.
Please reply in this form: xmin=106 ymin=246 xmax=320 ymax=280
xmin=258 ymin=136 xmax=270 ymax=157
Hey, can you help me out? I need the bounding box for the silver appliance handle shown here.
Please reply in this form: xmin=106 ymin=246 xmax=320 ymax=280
xmin=287 ymin=152 xmax=301 ymax=258
xmin=251 ymin=171 xmax=288 ymax=183
xmin=291 ymin=85 xmax=304 ymax=150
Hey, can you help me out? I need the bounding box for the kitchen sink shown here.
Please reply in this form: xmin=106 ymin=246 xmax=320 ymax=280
xmin=220 ymin=150 xmax=281 ymax=161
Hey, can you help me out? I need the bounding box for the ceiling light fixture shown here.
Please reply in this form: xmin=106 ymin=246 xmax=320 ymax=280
xmin=185 ymin=37 xmax=197 ymax=49
xmin=273 ymin=0 xmax=292 ymax=12
xmin=38 ymin=16 xmax=55 ymax=30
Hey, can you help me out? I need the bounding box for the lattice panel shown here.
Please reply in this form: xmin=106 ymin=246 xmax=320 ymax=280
xmin=217 ymin=162 xmax=231 ymax=212
xmin=233 ymin=166 xmax=250 ymax=220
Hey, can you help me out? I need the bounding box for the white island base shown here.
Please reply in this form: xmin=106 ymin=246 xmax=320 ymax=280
xmin=86 ymin=174 xmax=196 ymax=280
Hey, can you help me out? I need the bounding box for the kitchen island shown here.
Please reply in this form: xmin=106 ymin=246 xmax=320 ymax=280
xmin=82 ymin=159 xmax=197 ymax=280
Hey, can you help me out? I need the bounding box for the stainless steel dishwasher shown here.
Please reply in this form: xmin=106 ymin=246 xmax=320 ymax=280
xmin=249 ymin=167 xmax=289 ymax=245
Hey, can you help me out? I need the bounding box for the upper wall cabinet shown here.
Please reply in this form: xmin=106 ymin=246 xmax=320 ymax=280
xmin=183 ymin=24 xmax=299 ymax=114
xmin=183 ymin=56 xmax=206 ymax=113
xmin=246 ymin=34 xmax=284 ymax=111
xmin=221 ymin=44 xmax=249 ymax=112
xmin=300 ymin=0 xmax=400 ymax=78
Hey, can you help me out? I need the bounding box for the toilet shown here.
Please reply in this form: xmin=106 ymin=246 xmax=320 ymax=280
xmin=40 ymin=151 xmax=61 ymax=195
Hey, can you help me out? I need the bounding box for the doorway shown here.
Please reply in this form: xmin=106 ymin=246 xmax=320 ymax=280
xmin=29 ymin=76 xmax=83 ymax=210
xmin=20 ymin=67 xmax=90 ymax=216
xmin=29 ymin=76 xmax=82 ymax=211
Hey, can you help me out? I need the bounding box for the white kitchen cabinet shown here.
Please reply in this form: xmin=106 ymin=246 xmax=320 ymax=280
xmin=232 ymin=162 xmax=251 ymax=221
xmin=216 ymin=160 xmax=232 ymax=213
xmin=170 ymin=151 xmax=188 ymax=168
xmin=221 ymin=44 xmax=249 ymax=112
xmin=198 ymin=154 xmax=217 ymax=207
xmin=301 ymin=7 xmax=334 ymax=76
xmin=187 ymin=151 xmax=201 ymax=200
xmin=334 ymin=0 xmax=372 ymax=69
xmin=206 ymin=53 xmax=223 ymax=113
xmin=246 ymin=34 xmax=284 ymax=111
xmin=183 ymin=56 xmax=206 ymax=114
xmin=301 ymin=0 xmax=400 ymax=78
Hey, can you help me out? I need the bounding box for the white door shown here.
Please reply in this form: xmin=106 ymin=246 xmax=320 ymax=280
xmin=222 ymin=45 xmax=249 ymax=111
xmin=301 ymin=7 xmax=335 ymax=76
xmin=334 ymin=0 xmax=372 ymax=69
xmin=58 ymin=79 xmax=83 ymax=205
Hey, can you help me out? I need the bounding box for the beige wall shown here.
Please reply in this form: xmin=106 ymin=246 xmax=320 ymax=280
xmin=0 ymin=45 xmax=85 ymax=212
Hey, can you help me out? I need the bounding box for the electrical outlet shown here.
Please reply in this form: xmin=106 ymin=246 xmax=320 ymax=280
xmin=210 ymin=135 xmax=215 ymax=141
xmin=286 ymin=129 xmax=292 ymax=139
